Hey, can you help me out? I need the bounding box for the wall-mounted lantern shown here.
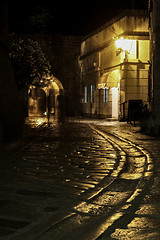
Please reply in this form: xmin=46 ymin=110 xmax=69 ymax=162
xmin=114 ymin=37 xmax=136 ymax=57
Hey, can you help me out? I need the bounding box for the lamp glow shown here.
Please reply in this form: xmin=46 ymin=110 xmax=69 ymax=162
xmin=115 ymin=38 xmax=136 ymax=54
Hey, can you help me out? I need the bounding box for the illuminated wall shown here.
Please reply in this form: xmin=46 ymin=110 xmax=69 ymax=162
xmin=80 ymin=10 xmax=149 ymax=119
xmin=28 ymin=76 xmax=64 ymax=117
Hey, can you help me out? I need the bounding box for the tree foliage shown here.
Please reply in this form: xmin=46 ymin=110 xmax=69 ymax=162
xmin=9 ymin=35 xmax=51 ymax=89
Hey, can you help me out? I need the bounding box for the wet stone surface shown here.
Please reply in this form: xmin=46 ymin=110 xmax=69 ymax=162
xmin=0 ymin=118 xmax=160 ymax=239
xmin=0 ymin=120 xmax=119 ymax=238
xmin=111 ymin=228 xmax=160 ymax=240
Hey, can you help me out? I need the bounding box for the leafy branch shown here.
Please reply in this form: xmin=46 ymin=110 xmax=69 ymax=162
xmin=9 ymin=35 xmax=51 ymax=89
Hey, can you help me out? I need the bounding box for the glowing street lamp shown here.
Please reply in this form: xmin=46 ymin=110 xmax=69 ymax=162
xmin=115 ymin=37 xmax=136 ymax=56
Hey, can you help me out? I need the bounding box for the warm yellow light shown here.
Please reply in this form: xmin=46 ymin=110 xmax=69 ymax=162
xmin=115 ymin=39 xmax=136 ymax=53
xmin=36 ymin=118 xmax=44 ymax=125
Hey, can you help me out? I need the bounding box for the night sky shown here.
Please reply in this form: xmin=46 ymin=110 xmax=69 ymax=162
xmin=9 ymin=0 xmax=148 ymax=36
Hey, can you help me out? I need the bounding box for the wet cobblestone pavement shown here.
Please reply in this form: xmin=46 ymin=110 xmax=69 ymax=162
xmin=0 ymin=117 xmax=160 ymax=239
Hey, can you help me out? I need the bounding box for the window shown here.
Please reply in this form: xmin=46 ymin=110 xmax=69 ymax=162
xmin=84 ymin=86 xmax=88 ymax=103
xmin=104 ymin=88 xmax=108 ymax=103
xmin=91 ymin=85 xmax=95 ymax=103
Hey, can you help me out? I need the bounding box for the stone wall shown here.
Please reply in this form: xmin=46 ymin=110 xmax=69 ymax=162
xmin=0 ymin=1 xmax=24 ymax=142
xmin=14 ymin=34 xmax=83 ymax=116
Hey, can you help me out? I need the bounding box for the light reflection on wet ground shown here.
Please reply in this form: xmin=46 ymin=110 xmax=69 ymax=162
xmin=37 ymin=120 xmax=159 ymax=240
xmin=0 ymin=118 xmax=160 ymax=239
xmin=0 ymin=119 xmax=121 ymax=238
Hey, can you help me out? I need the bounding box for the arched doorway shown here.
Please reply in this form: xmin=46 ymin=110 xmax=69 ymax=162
xmin=43 ymin=76 xmax=64 ymax=118
xmin=99 ymin=70 xmax=120 ymax=119
xmin=28 ymin=88 xmax=46 ymax=116
xmin=28 ymin=75 xmax=64 ymax=117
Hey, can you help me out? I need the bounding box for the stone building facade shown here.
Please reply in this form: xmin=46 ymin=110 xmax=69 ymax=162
xmin=80 ymin=10 xmax=150 ymax=120
xmin=15 ymin=34 xmax=82 ymax=117
xmin=39 ymin=34 xmax=83 ymax=116
xmin=144 ymin=0 xmax=160 ymax=134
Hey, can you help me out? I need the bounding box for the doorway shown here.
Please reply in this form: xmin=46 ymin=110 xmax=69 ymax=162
xmin=112 ymin=87 xmax=119 ymax=118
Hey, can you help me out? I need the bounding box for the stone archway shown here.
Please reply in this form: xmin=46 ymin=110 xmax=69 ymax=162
xmin=43 ymin=75 xmax=64 ymax=118
xmin=28 ymin=75 xmax=64 ymax=118
xmin=99 ymin=70 xmax=120 ymax=88
xmin=28 ymin=88 xmax=46 ymax=116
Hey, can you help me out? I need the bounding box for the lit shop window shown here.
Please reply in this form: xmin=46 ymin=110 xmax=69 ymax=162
xmin=91 ymin=85 xmax=95 ymax=103
xmin=104 ymin=88 xmax=108 ymax=103
xmin=84 ymin=86 xmax=88 ymax=103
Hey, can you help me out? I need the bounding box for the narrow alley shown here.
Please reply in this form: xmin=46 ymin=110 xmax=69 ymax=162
xmin=0 ymin=118 xmax=160 ymax=240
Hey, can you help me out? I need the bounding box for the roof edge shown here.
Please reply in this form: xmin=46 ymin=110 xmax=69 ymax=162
xmin=82 ymin=9 xmax=148 ymax=41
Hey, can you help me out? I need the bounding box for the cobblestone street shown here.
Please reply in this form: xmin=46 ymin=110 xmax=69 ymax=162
xmin=0 ymin=118 xmax=160 ymax=240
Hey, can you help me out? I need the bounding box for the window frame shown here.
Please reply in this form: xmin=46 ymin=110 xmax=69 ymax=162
xmin=84 ymin=86 xmax=88 ymax=103
xmin=91 ymin=85 xmax=95 ymax=103
xmin=104 ymin=88 xmax=108 ymax=103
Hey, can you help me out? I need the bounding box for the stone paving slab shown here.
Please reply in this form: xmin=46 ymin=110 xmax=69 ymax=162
xmin=0 ymin=118 xmax=160 ymax=239
xmin=0 ymin=119 xmax=119 ymax=239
